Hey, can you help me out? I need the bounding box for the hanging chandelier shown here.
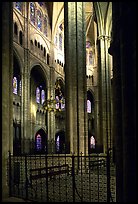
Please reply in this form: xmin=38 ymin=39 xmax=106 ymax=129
xmin=43 ymin=96 xmax=65 ymax=112
xmin=43 ymin=80 xmax=65 ymax=112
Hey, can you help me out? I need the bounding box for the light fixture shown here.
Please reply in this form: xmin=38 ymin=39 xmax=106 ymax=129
xmin=43 ymin=80 xmax=65 ymax=112
xmin=43 ymin=95 xmax=65 ymax=112
xmin=43 ymin=96 xmax=57 ymax=112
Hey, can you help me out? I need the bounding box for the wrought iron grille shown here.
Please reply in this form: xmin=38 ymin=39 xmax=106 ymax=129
xmin=8 ymin=151 xmax=116 ymax=202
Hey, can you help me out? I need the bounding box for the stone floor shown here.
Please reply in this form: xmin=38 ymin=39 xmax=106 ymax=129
xmin=9 ymin=169 xmax=116 ymax=202
xmin=2 ymin=197 xmax=28 ymax=202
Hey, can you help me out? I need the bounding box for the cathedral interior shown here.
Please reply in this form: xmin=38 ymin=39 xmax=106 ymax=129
xmin=1 ymin=2 xmax=136 ymax=202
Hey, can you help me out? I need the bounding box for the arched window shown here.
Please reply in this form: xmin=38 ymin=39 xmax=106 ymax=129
xmin=36 ymin=87 xmax=40 ymax=103
xmin=87 ymin=99 xmax=91 ymax=113
xmin=61 ymin=98 xmax=65 ymax=110
xmin=38 ymin=42 xmax=40 ymax=49
xmin=13 ymin=77 xmax=18 ymax=95
xmin=55 ymin=81 xmax=65 ymax=111
xmin=56 ymin=135 xmax=60 ymax=152
xmin=41 ymin=90 xmax=45 ymax=104
xmin=37 ymin=10 xmax=42 ymax=31
xmin=44 ymin=15 xmax=48 ymax=37
xmin=55 ymin=33 xmax=58 ymax=46
xmin=55 ymin=96 xmax=59 ymax=109
xmin=15 ymin=2 xmax=23 ymax=13
xmin=89 ymin=51 xmax=93 ymax=65
xmin=59 ymin=33 xmax=62 ymax=51
xmin=55 ymin=132 xmax=65 ymax=153
xmin=36 ymin=134 xmax=42 ymax=150
xmin=86 ymin=41 xmax=91 ymax=48
xmin=35 ymin=39 xmax=37 ymax=46
xmin=30 ymin=2 xmax=35 ymax=25
xmin=90 ymin=136 xmax=95 ymax=149
xmin=19 ymin=80 xmax=22 ymax=96
xmin=86 ymin=50 xmax=88 ymax=66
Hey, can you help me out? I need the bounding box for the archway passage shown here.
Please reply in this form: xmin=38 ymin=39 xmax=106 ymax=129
xmin=35 ymin=129 xmax=47 ymax=154
xmin=55 ymin=130 xmax=65 ymax=154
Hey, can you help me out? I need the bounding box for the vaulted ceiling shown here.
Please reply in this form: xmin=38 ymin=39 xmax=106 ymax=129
xmin=44 ymin=2 xmax=112 ymax=41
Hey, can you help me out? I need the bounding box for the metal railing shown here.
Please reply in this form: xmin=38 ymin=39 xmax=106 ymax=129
xmin=8 ymin=150 xmax=116 ymax=202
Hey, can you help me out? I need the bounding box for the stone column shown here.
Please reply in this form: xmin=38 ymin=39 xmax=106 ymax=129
xmin=119 ymin=3 xmax=136 ymax=202
xmin=47 ymin=64 xmax=56 ymax=153
xmin=2 ymin=2 xmax=13 ymax=200
xmin=64 ymin=2 xmax=87 ymax=155
xmin=22 ymin=2 xmax=31 ymax=153
xmin=97 ymin=35 xmax=112 ymax=153
xmin=109 ymin=2 xmax=136 ymax=202
xmin=111 ymin=41 xmax=123 ymax=202
xmin=108 ymin=3 xmax=124 ymax=201
xmin=94 ymin=87 xmax=99 ymax=150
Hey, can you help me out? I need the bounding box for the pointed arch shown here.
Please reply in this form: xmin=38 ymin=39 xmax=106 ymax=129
xmin=93 ymin=2 xmax=112 ymax=37
xmin=35 ymin=128 xmax=47 ymax=153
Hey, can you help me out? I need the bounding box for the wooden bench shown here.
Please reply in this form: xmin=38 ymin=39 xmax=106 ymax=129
xmin=89 ymin=159 xmax=106 ymax=170
xmin=29 ymin=164 xmax=69 ymax=184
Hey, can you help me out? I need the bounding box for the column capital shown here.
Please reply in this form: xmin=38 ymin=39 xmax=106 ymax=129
xmin=98 ymin=35 xmax=111 ymax=42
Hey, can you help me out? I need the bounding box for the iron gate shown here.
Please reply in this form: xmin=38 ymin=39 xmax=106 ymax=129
xmin=8 ymin=150 xmax=116 ymax=202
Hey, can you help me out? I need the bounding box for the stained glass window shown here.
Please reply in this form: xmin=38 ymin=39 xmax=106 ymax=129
xmin=59 ymin=33 xmax=62 ymax=51
xmin=89 ymin=51 xmax=93 ymax=65
xmin=36 ymin=134 xmax=42 ymax=150
xmin=87 ymin=99 xmax=91 ymax=113
xmin=36 ymin=87 xmax=40 ymax=103
xmin=38 ymin=2 xmax=43 ymax=6
xmin=86 ymin=50 xmax=88 ymax=66
xmin=61 ymin=98 xmax=65 ymax=110
xmin=55 ymin=33 xmax=58 ymax=46
xmin=15 ymin=2 xmax=22 ymax=12
xmin=13 ymin=77 xmax=18 ymax=95
xmin=37 ymin=10 xmax=42 ymax=31
xmin=86 ymin=41 xmax=91 ymax=48
xmin=19 ymin=80 xmax=21 ymax=96
xmin=30 ymin=2 xmax=35 ymax=25
xmin=44 ymin=15 xmax=48 ymax=36
xmin=55 ymin=96 xmax=60 ymax=109
xmin=56 ymin=135 xmax=60 ymax=152
xmin=55 ymin=81 xmax=65 ymax=111
xmin=41 ymin=90 xmax=45 ymax=104
xmin=90 ymin=136 xmax=95 ymax=149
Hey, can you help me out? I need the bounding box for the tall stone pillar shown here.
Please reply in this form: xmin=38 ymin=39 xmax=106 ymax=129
xmin=2 ymin=2 xmax=13 ymax=200
xmin=64 ymin=2 xmax=87 ymax=155
xmin=109 ymin=2 xmax=136 ymax=202
xmin=98 ymin=35 xmax=112 ymax=153
xmin=47 ymin=65 xmax=56 ymax=153
xmin=119 ymin=3 xmax=136 ymax=202
xmin=22 ymin=2 xmax=31 ymax=153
